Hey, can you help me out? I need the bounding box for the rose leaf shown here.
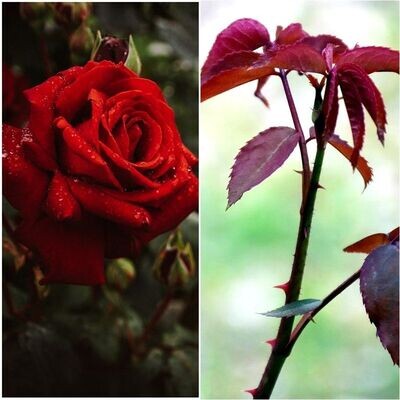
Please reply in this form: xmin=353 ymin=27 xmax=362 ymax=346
xmin=201 ymin=18 xmax=270 ymax=82
xmin=328 ymin=133 xmax=373 ymax=188
xmin=227 ymin=126 xmax=299 ymax=208
xmin=259 ymin=299 xmax=322 ymax=318
xmin=360 ymin=243 xmax=399 ymax=365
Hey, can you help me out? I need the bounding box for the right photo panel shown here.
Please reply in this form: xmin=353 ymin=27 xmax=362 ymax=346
xmin=200 ymin=1 xmax=399 ymax=399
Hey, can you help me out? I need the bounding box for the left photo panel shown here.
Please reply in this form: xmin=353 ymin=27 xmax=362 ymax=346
xmin=3 ymin=2 xmax=198 ymax=396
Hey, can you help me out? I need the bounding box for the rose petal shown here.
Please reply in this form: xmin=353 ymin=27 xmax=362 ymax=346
xmin=100 ymin=142 xmax=160 ymax=189
xmin=24 ymin=66 xmax=82 ymax=156
xmin=136 ymin=174 xmax=198 ymax=244
xmin=105 ymin=77 xmax=165 ymax=100
xmin=55 ymin=117 xmax=122 ymax=189
xmin=45 ymin=171 xmax=81 ymax=221
xmin=2 ymin=125 xmax=49 ymax=218
xmin=56 ymin=62 xmax=133 ymax=120
xmin=68 ymin=178 xmax=152 ymax=229
xmin=16 ymin=216 xmax=105 ymax=285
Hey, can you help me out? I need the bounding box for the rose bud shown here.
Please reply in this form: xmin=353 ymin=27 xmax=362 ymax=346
xmin=69 ymin=24 xmax=95 ymax=65
xmin=93 ymin=36 xmax=129 ymax=64
xmin=153 ymin=231 xmax=196 ymax=288
xmin=2 ymin=60 xmax=198 ymax=285
xmin=106 ymin=258 xmax=136 ymax=291
xmin=51 ymin=2 xmax=92 ymax=30
xmin=20 ymin=2 xmax=49 ymax=24
xmin=92 ymin=32 xmax=142 ymax=75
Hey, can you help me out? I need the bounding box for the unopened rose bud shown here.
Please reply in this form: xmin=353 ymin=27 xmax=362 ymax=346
xmin=69 ymin=24 xmax=94 ymax=65
xmin=153 ymin=231 xmax=196 ymax=288
xmin=92 ymin=33 xmax=142 ymax=74
xmin=106 ymin=258 xmax=136 ymax=291
xmin=93 ymin=36 xmax=129 ymax=64
xmin=52 ymin=2 xmax=91 ymax=30
xmin=20 ymin=3 xmax=50 ymax=30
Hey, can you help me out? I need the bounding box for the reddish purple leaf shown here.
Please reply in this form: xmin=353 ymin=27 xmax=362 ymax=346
xmin=328 ymin=133 xmax=373 ymax=188
xmin=338 ymin=63 xmax=387 ymax=144
xmin=339 ymin=73 xmax=365 ymax=167
xmin=360 ymin=243 xmax=399 ymax=365
xmin=322 ymin=68 xmax=339 ymax=138
xmin=276 ymin=23 xmax=308 ymax=45
xmin=299 ymin=34 xmax=348 ymax=55
xmin=202 ymin=18 xmax=270 ymax=81
xmin=254 ymin=75 xmax=271 ymax=108
xmin=268 ymin=43 xmax=327 ymax=74
xmin=201 ymin=51 xmax=274 ymax=101
xmin=227 ymin=127 xmax=299 ymax=208
xmin=335 ymin=46 xmax=400 ymax=74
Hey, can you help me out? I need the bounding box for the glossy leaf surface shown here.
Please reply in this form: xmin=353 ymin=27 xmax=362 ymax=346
xmin=227 ymin=127 xmax=299 ymax=208
xmin=360 ymin=244 xmax=399 ymax=365
xmin=260 ymin=299 xmax=322 ymax=318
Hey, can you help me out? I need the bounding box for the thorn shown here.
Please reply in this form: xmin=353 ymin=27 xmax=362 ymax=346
xmin=274 ymin=282 xmax=290 ymax=294
xmin=294 ymin=169 xmax=303 ymax=175
xmin=317 ymin=183 xmax=325 ymax=190
xmin=311 ymin=318 xmax=316 ymax=324
xmin=266 ymin=338 xmax=277 ymax=347
xmin=244 ymin=388 xmax=258 ymax=397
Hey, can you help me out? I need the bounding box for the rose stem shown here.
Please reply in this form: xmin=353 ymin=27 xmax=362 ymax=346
xmin=254 ymin=86 xmax=326 ymax=399
xmin=279 ymin=69 xmax=311 ymax=201
xmin=287 ymin=269 xmax=361 ymax=353
xmin=138 ymin=289 xmax=175 ymax=344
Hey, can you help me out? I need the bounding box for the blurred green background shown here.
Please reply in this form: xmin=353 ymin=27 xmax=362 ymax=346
xmin=200 ymin=1 xmax=399 ymax=398
xmin=3 ymin=3 xmax=198 ymax=397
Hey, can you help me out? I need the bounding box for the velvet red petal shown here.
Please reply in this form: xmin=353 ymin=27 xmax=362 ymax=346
xmin=24 ymin=66 xmax=82 ymax=156
xmin=45 ymin=171 xmax=81 ymax=221
xmin=68 ymin=178 xmax=152 ymax=229
xmin=17 ymin=216 xmax=105 ymax=285
xmin=2 ymin=125 xmax=49 ymax=218
xmin=55 ymin=117 xmax=122 ymax=189
xmin=56 ymin=62 xmax=133 ymax=120
xmin=105 ymin=77 xmax=165 ymax=100
xmin=136 ymin=174 xmax=198 ymax=244
xmin=100 ymin=142 xmax=160 ymax=188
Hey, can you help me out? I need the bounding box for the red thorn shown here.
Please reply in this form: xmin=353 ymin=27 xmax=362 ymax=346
xmin=244 ymin=388 xmax=258 ymax=397
xmin=266 ymin=338 xmax=277 ymax=347
xmin=274 ymin=282 xmax=290 ymax=293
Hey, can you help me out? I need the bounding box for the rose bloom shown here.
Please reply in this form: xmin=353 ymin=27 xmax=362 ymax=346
xmin=3 ymin=60 xmax=198 ymax=285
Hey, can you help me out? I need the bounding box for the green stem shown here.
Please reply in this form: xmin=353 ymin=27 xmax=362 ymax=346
xmin=255 ymin=142 xmax=326 ymax=399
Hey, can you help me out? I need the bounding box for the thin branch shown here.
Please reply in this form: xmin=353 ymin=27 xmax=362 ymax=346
xmin=279 ymin=69 xmax=311 ymax=200
xmin=138 ymin=289 xmax=175 ymax=344
xmin=287 ymin=269 xmax=361 ymax=353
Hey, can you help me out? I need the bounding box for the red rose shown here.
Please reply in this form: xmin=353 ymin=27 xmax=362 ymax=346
xmin=3 ymin=60 xmax=198 ymax=285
